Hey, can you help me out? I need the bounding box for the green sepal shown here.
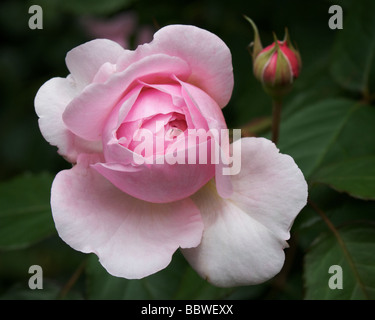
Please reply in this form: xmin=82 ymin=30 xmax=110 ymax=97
xmin=244 ymin=15 xmax=263 ymax=60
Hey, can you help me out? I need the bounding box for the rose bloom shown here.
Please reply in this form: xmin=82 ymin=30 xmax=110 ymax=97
xmin=35 ymin=25 xmax=307 ymax=287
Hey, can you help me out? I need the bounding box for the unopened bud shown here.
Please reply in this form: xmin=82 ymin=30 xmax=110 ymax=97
xmin=245 ymin=17 xmax=301 ymax=99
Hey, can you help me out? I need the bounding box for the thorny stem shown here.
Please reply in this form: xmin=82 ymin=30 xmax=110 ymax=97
xmin=271 ymin=99 xmax=283 ymax=144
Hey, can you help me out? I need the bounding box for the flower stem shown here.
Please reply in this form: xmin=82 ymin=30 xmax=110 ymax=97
xmin=271 ymin=99 xmax=282 ymax=144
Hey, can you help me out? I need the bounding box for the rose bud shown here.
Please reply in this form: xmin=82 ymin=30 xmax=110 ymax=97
xmin=245 ymin=16 xmax=301 ymax=98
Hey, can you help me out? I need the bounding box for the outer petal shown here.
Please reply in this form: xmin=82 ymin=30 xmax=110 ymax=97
xmin=51 ymin=154 xmax=204 ymax=279
xmin=183 ymin=137 xmax=308 ymax=287
xmin=118 ymin=25 xmax=234 ymax=108
xmin=230 ymin=138 xmax=308 ymax=239
xmin=34 ymin=77 xmax=102 ymax=162
xmin=66 ymin=39 xmax=124 ymax=89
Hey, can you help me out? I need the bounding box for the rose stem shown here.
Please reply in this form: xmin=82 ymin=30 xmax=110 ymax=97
xmin=271 ymin=98 xmax=283 ymax=145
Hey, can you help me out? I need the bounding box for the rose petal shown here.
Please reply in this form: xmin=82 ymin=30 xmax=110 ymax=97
xmin=118 ymin=25 xmax=234 ymax=108
xmin=124 ymin=87 xmax=181 ymax=122
xmin=92 ymin=156 xmax=215 ymax=203
xmin=137 ymin=82 xmax=196 ymax=129
xmin=34 ymin=77 xmax=102 ymax=162
xmin=66 ymin=39 xmax=124 ymax=89
xmin=230 ymin=138 xmax=308 ymax=238
xmin=178 ymin=80 xmax=227 ymax=131
xmin=51 ymin=154 xmax=204 ymax=279
xmin=183 ymin=183 xmax=287 ymax=287
xmin=178 ymin=80 xmax=233 ymax=198
xmin=63 ymin=54 xmax=191 ymax=141
xmin=92 ymin=62 xmax=117 ymax=84
xmin=182 ymin=137 xmax=308 ymax=287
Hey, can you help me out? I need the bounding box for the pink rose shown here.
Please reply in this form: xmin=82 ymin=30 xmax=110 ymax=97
xmin=35 ymin=25 xmax=307 ymax=287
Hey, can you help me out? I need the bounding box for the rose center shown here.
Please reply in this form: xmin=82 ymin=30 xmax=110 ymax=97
xmin=117 ymin=111 xmax=188 ymax=157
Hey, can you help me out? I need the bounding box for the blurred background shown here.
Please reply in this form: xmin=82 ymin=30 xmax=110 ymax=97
xmin=1 ymin=0 xmax=374 ymax=300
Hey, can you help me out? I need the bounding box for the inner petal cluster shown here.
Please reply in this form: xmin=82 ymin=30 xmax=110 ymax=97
xmin=89 ymin=78 xmax=220 ymax=203
xmin=115 ymin=87 xmax=189 ymax=158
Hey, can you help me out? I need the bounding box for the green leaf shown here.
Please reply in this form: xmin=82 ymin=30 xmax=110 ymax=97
xmin=330 ymin=0 xmax=375 ymax=96
xmin=312 ymin=156 xmax=375 ymax=200
xmin=283 ymin=55 xmax=343 ymax=117
xmin=278 ymin=99 xmax=375 ymax=179
xmin=304 ymin=224 xmax=375 ymax=299
xmin=0 ymin=173 xmax=56 ymax=250
xmin=294 ymin=184 xmax=375 ymax=250
xmin=278 ymin=99 xmax=355 ymax=178
xmin=86 ymin=251 xmax=233 ymax=300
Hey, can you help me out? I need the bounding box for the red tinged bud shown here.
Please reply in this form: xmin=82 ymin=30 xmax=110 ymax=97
xmin=245 ymin=16 xmax=301 ymax=99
